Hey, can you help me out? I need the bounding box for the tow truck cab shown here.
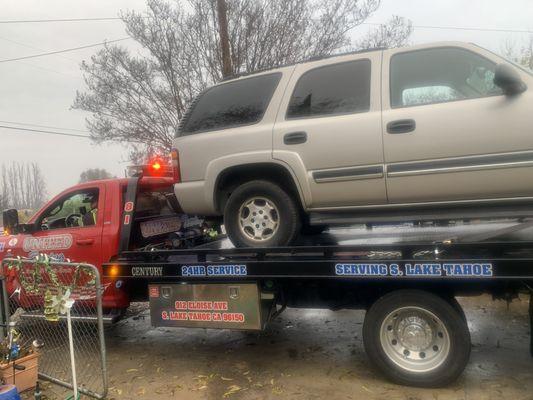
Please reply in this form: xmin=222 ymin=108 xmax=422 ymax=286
xmin=0 ymin=174 xmax=208 ymax=311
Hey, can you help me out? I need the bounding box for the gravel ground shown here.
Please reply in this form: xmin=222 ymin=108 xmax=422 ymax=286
xmin=23 ymin=223 xmax=533 ymax=399
xmin=30 ymin=294 xmax=533 ymax=400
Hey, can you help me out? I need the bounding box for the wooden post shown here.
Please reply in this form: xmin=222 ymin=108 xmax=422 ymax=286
xmin=216 ymin=0 xmax=232 ymax=78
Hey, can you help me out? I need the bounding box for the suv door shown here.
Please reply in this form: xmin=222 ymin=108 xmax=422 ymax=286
xmin=273 ymin=52 xmax=385 ymax=209
xmin=382 ymin=43 xmax=533 ymax=204
xmin=26 ymin=185 xmax=105 ymax=267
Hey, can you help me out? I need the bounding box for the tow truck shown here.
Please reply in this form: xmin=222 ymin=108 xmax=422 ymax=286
xmin=3 ymin=161 xmax=533 ymax=387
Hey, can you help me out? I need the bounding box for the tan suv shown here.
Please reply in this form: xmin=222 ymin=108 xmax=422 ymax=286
xmin=172 ymin=42 xmax=532 ymax=247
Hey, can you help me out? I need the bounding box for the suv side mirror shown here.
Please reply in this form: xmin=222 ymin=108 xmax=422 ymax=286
xmin=2 ymin=209 xmax=19 ymax=235
xmin=494 ymin=63 xmax=527 ymax=95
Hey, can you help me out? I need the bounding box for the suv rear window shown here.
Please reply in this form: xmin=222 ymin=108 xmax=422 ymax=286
xmin=286 ymin=59 xmax=371 ymax=119
xmin=180 ymin=73 xmax=281 ymax=135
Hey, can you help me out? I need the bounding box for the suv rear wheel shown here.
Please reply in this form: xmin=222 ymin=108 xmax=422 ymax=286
xmin=224 ymin=180 xmax=301 ymax=247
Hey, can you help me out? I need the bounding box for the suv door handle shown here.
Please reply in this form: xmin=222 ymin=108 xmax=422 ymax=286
xmin=284 ymin=131 xmax=307 ymax=145
xmin=76 ymin=238 xmax=94 ymax=246
xmin=387 ymin=119 xmax=416 ymax=134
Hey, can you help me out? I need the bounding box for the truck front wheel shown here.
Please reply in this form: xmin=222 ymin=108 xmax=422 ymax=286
xmin=224 ymin=180 xmax=301 ymax=247
xmin=363 ymin=290 xmax=471 ymax=387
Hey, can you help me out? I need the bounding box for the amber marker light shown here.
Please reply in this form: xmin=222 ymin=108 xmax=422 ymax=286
xmin=108 ymin=265 xmax=120 ymax=278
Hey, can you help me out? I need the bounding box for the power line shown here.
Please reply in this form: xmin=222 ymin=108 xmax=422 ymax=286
xmin=0 ymin=120 xmax=89 ymax=133
xmin=0 ymin=125 xmax=90 ymax=139
xmin=0 ymin=15 xmax=531 ymax=34
xmin=362 ymin=22 xmax=533 ymax=35
xmin=0 ymin=35 xmax=79 ymax=62
xmin=0 ymin=37 xmax=131 ymax=63
xmin=0 ymin=17 xmax=124 ymax=24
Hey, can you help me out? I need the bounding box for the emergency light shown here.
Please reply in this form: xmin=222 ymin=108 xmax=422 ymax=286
xmin=126 ymin=153 xmax=179 ymax=182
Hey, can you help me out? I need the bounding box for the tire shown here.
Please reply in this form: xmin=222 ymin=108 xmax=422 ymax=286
xmin=362 ymin=290 xmax=470 ymax=387
xmin=224 ymin=180 xmax=301 ymax=247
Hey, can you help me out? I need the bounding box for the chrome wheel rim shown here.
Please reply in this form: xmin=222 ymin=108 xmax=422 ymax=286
xmin=238 ymin=197 xmax=280 ymax=242
xmin=380 ymin=306 xmax=450 ymax=373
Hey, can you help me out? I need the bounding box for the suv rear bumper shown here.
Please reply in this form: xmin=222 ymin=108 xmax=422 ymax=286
xmin=174 ymin=180 xmax=217 ymax=216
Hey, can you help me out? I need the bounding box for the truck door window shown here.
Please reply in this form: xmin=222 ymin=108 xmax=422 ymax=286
xmin=39 ymin=189 xmax=99 ymax=230
xmin=390 ymin=47 xmax=503 ymax=108
xmin=179 ymin=72 xmax=282 ymax=135
xmin=286 ymin=59 xmax=371 ymax=119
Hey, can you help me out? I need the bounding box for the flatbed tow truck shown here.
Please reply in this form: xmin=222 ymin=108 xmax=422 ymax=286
xmin=4 ymin=166 xmax=533 ymax=387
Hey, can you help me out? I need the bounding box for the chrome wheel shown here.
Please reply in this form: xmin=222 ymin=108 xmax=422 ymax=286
xmin=380 ymin=306 xmax=450 ymax=373
xmin=238 ymin=197 xmax=280 ymax=242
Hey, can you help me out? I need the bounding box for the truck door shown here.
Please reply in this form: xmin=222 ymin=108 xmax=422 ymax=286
xmin=272 ymin=51 xmax=386 ymax=208
xmin=381 ymin=43 xmax=533 ymax=204
xmin=26 ymin=185 xmax=105 ymax=268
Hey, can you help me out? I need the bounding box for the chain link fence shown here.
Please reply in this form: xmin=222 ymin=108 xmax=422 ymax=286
xmin=0 ymin=257 xmax=107 ymax=399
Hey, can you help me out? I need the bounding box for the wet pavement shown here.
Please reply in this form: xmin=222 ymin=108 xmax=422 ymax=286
xmin=37 ymin=294 xmax=532 ymax=400
xmin=34 ymin=222 xmax=533 ymax=399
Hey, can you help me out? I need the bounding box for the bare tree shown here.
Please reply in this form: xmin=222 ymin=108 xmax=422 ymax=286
xmin=79 ymin=168 xmax=115 ymax=183
xmin=0 ymin=162 xmax=47 ymax=210
xmin=502 ymin=36 xmax=533 ymax=70
xmin=0 ymin=192 xmax=8 ymax=212
xmin=73 ymin=0 xmax=412 ymax=157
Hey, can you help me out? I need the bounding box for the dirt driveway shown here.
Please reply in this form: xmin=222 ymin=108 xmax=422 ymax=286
xmin=36 ymin=294 xmax=532 ymax=399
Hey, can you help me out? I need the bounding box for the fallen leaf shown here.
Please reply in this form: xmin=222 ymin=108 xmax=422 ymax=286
xmin=222 ymin=385 xmax=242 ymax=398
xmin=272 ymin=386 xmax=283 ymax=395
xmin=126 ymin=369 xmax=138 ymax=373
xmin=361 ymin=385 xmax=373 ymax=394
xmin=221 ymin=376 xmax=234 ymax=381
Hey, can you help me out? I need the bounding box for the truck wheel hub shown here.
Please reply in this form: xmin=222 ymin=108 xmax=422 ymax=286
xmin=380 ymin=306 xmax=451 ymax=372
xmin=397 ymin=316 xmax=433 ymax=351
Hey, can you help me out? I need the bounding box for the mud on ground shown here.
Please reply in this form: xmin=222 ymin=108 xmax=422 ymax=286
xmin=31 ymin=294 xmax=533 ymax=399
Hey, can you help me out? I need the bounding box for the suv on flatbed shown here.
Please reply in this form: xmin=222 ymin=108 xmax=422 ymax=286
xmin=172 ymin=41 xmax=533 ymax=247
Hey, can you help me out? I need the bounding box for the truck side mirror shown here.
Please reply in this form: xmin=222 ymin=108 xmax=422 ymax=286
xmin=2 ymin=209 xmax=19 ymax=235
xmin=494 ymin=63 xmax=527 ymax=95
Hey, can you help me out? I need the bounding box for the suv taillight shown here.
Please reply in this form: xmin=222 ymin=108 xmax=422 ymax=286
xmin=171 ymin=148 xmax=181 ymax=183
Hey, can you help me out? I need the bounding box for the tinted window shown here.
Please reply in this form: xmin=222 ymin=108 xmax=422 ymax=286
xmin=287 ymin=60 xmax=371 ymax=119
xmin=181 ymin=73 xmax=281 ymax=134
xmin=390 ymin=47 xmax=503 ymax=108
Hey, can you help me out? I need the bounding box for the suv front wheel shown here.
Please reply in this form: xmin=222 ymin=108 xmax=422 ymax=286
xmin=224 ymin=180 xmax=301 ymax=248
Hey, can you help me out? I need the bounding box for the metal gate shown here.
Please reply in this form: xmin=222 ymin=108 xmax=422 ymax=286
xmin=1 ymin=256 xmax=107 ymax=399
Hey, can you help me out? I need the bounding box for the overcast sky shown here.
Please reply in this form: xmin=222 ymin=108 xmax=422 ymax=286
xmin=1 ymin=0 xmax=533 ymax=196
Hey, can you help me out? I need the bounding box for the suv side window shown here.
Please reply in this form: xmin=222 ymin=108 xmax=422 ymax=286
xmin=286 ymin=59 xmax=371 ymax=119
xmin=180 ymin=73 xmax=281 ymax=134
xmin=390 ymin=47 xmax=503 ymax=108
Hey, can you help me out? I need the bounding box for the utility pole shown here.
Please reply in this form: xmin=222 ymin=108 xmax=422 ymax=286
xmin=216 ymin=0 xmax=232 ymax=78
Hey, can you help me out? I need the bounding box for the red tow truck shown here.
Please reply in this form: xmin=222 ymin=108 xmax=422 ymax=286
xmin=0 ymin=161 xmax=215 ymax=316
xmin=4 ymin=161 xmax=533 ymax=386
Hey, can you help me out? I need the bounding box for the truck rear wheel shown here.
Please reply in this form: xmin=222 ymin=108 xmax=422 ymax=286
xmin=224 ymin=180 xmax=301 ymax=247
xmin=362 ymin=290 xmax=470 ymax=387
